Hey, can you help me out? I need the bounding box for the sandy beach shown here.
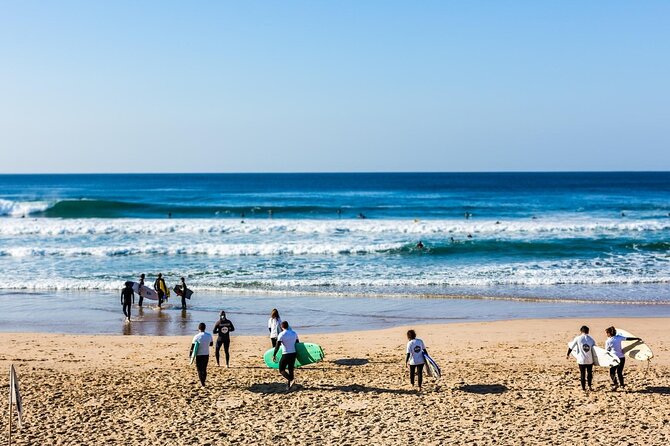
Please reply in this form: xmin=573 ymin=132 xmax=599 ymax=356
xmin=2 ymin=318 xmax=669 ymax=445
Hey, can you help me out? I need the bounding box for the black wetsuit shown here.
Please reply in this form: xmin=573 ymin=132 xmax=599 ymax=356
xmin=138 ymin=278 xmax=144 ymax=306
xmin=180 ymin=282 xmax=189 ymax=309
xmin=121 ymin=287 xmax=134 ymax=319
xmin=213 ymin=318 xmax=235 ymax=366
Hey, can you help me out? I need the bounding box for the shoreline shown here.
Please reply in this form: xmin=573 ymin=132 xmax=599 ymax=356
xmin=2 ymin=317 xmax=669 ymax=444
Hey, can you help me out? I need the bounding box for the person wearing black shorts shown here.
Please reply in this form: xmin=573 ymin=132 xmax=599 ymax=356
xmin=213 ymin=311 xmax=235 ymax=367
xmin=272 ymin=321 xmax=299 ymax=390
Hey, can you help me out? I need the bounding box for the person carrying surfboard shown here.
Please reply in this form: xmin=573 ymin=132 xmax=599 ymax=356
xmin=138 ymin=273 xmax=146 ymax=307
xmin=566 ymin=325 xmax=596 ymax=391
xmin=153 ymin=273 xmax=169 ymax=308
xmin=213 ymin=311 xmax=235 ymax=367
xmin=605 ymin=326 xmax=642 ymax=391
xmin=268 ymin=309 xmax=282 ymax=347
xmin=405 ymin=329 xmax=427 ymax=391
xmin=179 ymin=277 xmax=189 ymax=310
xmin=272 ymin=321 xmax=299 ymax=390
xmin=190 ymin=322 xmax=213 ymax=387
xmin=121 ymin=281 xmax=134 ymax=322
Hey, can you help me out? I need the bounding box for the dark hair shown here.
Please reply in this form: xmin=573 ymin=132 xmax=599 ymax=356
xmin=281 ymin=321 xmax=289 ymax=329
xmin=219 ymin=310 xmax=226 ymax=318
xmin=198 ymin=322 xmax=206 ymax=331
xmin=181 ymin=277 xmax=185 ymax=282
xmin=140 ymin=273 xmax=145 ymax=278
xmin=605 ymin=326 xmax=616 ymax=337
xmin=158 ymin=273 xmax=162 ymax=277
xmin=270 ymin=309 xmax=279 ymax=319
xmin=580 ymin=325 xmax=589 ymax=334
xmin=407 ymin=329 xmax=416 ymax=340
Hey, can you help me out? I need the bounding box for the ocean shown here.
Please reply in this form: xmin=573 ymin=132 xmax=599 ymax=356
xmin=0 ymin=172 xmax=668 ymax=334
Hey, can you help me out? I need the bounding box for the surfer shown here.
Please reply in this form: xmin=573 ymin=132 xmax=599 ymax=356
xmin=272 ymin=321 xmax=299 ymax=390
xmin=605 ymin=326 xmax=642 ymax=391
xmin=138 ymin=273 xmax=146 ymax=307
xmin=154 ymin=273 xmax=167 ymax=308
xmin=416 ymin=241 xmax=425 ymax=250
xmin=121 ymin=281 xmax=134 ymax=322
xmin=405 ymin=329 xmax=427 ymax=390
xmin=179 ymin=277 xmax=189 ymax=310
xmin=190 ymin=323 xmax=214 ymax=387
xmin=566 ymin=325 xmax=596 ymax=391
xmin=268 ymin=309 xmax=282 ymax=347
xmin=213 ymin=311 xmax=235 ymax=367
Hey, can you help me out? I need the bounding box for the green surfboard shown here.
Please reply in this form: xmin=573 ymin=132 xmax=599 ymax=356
xmin=263 ymin=342 xmax=325 ymax=369
xmin=190 ymin=341 xmax=200 ymax=365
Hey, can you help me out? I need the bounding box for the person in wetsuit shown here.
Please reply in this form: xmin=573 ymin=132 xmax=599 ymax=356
xmin=179 ymin=277 xmax=189 ymax=310
xmin=121 ymin=281 xmax=134 ymax=322
xmin=154 ymin=273 xmax=167 ymax=308
xmin=213 ymin=310 xmax=235 ymax=367
xmin=137 ymin=273 xmax=145 ymax=307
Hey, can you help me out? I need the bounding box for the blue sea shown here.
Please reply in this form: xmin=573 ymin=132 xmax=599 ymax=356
xmin=0 ymin=172 xmax=669 ymax=334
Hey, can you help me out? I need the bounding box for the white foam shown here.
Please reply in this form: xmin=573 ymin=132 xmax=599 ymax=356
xmin=0 ymin=199 xmax=51 ymax=217
xmin=0 ymin=217 xmax=668 ymax=237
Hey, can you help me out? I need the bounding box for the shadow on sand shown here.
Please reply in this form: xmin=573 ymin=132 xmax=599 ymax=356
xmin=458 ymin=384 xmax=508 ymax=394
xmin=247 ymin=382 xmax=416 ymax=395
xmin=637 ymin=386 xmax=670 ymax=395
xmin=333 ymin=358 xmax=369 ymax=366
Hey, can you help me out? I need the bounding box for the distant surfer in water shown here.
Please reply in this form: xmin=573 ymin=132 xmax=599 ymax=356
xmin=213 ymin=311 xmax=235 ymax=367
xmin=605 ymin=326 xmax=642 ymax=391
xmin=121 ymin=281 xmax=134 ymax=322
xmin=416 ymin=241 xmax=425 ymax=250
xmin=268 ymin=309 xmax=282 ymax=347
xmin=191 ymin=322 xmax=213 ymax=387
xmin=154 ymin=273 xmax=168 ymax=308
xmin=566 ymin=325 xmax=596 ymax=391
xmin=272 ymin=321 xmax=299 ymax=390
xmin=405 ymin=329 xmax=427 ymax=391
xmin=138 ymin=273 xmax=146 ymax=307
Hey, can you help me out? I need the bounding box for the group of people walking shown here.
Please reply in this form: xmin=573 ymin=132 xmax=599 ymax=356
xmin=120 ymin=274 xmax=191 ymax=322
xmin=190 ymin=308 xmax=301 ymax=390
xmin=566 ymin=325 xmax=642 ymax=391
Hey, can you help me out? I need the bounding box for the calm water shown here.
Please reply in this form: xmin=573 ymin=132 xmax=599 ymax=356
xmin=0 ymin=172 xmax=668 ymax=304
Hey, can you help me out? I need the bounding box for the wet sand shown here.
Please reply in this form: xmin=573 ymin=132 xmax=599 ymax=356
xmin=1 ymin=318 xmax=669 ymax=445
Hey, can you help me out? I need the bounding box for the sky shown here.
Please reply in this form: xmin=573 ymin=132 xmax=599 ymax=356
xmin=0 ymin=1 xmax=669 ymax=173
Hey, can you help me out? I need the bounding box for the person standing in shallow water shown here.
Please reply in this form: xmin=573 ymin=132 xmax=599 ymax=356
xmin=566 ymin=325 xmax=596 ymax=391
xmin=121 ymin=281 xmax=134 ymax=322
xmin=190 ymin=322 xmax=213 ymax=387
xmin=137 ymin=273 xmax=145 ymax=307
xmin=154 ymin=273 xmax=167 ymax=308
xmin=268 ymin=309 xmax=282 ymax=347
xmin=213 ymin=311 xmax=235 ymax=367
xmin=405 ymin=329 xmax=427 ymax=391
xmin=179 ymin=277 xmax=189 ymax=310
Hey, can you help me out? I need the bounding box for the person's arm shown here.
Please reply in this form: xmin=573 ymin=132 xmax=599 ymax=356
xmin=213 ymin=322 xmax=220 ymax=335
xmin=405 ymin=352 xmax=410 ymax=366
xmin=272 ymin=341 xmax=282 ymax=361
xmin=132 ymin=290 xmax=134 ymax=304
xmin=624 ymin=337 xmax=642 ymax=342
xmin=121 ymin=290 xmax=124 ymax=305
xmin=229 ymin=321 xmax=235 ymax=332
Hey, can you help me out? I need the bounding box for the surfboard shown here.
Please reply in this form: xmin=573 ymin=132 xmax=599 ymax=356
xmin=423 ymin=352 xmax=441 ymax=379
xmin=263 ymin=342 xmax=325 ymax=369
xmin=616 ymin=328 xmax=653 ymax=361
xmin=173 ymin=285 xmax=194 ymax=300
xmin=190 ymin=341 xmax=200 ymax=365
xmin=131 ymin=282 xmax=159 ymax=301
xmin=567 ymin=342 xmax=620 ymax=367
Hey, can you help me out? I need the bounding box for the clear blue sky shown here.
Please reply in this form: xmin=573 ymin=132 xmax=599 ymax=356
xmin=1 ymin=1 xmax=669 ymax=173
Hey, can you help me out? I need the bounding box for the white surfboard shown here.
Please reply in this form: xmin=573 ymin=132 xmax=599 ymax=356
xmin=131 ymin=282 xmax=159 ymax=301
xmin=568 ymin=342 xmax=620 ymax=367
xmin=616 ymin=328 xmax=653 ymax=361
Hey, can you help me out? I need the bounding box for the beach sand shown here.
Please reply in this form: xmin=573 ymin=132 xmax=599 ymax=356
xmin=1 ymin=318 xmax=669 ymax=445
